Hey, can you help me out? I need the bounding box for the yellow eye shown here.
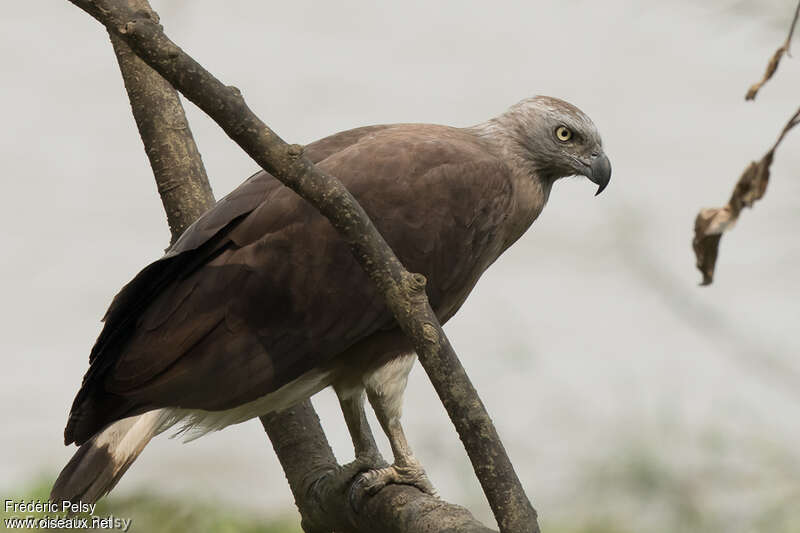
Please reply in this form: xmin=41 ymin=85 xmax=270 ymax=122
xmin=555 ymin=126 xmax=572 ymax=142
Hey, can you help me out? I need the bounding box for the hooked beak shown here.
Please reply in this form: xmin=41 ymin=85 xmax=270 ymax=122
xmin=586 ymin=152 xmax=612 ymax=195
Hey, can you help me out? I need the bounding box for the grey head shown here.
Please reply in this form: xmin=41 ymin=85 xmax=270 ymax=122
xmin=483 ymin=95 xmax=611 ymax=195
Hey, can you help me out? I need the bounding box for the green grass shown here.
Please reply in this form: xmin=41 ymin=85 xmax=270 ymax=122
xmin=2 ymin=478 xmax=301 ymax=532
xmin=541 ymin=521 xmax=633 ymax=533
xmin=5 ymin=466 xmax=800 ymax=533
xmin=2 ymin=477 xmax=638 ymax=533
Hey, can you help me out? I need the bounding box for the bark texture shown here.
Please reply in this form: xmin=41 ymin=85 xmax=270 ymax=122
xmin=107 ymin=0 xmax=213 ymax=243
xmin=262 ymin=404 xmax=494 ymax=533
xmin=77 ymin=0 xmax=539 ymax=531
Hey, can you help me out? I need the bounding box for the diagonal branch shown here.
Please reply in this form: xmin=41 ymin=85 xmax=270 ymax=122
xmin=262 ymin=403 xmax=495 ymax=533
xmin=103 ymin=3 xmax=364 ymax=530
xmin=104 ymin=2 xmax=491 ymax=531
xmin=72 ymin=1 xmax=539 ymax=531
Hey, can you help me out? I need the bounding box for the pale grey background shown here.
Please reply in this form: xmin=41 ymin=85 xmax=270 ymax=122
xmin=1 ymin=1 xmax=798 ymax=531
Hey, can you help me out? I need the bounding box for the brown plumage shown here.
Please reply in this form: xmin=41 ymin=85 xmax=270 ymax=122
xmin=53 ymin=96 xmax=611 ymax=503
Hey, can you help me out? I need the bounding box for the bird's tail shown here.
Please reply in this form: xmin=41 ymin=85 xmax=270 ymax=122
xmin=51 ymin=409 xmax=167 ymax=504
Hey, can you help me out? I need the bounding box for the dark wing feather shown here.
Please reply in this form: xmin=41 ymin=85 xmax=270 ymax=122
xmin=65 ymin=124 xmax=512 ymax=445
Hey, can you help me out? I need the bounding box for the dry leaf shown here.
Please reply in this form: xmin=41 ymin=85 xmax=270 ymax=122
xmin=745 ymin=2 xmax=799 ymax=100
xmin=745 ymin=46 xmax=787 ymax=101
xmin=692 ymin=109 xmax=799 ymax=285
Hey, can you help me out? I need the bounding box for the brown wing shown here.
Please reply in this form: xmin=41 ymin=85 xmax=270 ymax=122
xmin=65 ymin=124 xmax=512 ymax=445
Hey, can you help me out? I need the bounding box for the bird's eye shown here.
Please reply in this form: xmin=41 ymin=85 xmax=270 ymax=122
xmin=555 ymin=126 xmax=572 ymax=142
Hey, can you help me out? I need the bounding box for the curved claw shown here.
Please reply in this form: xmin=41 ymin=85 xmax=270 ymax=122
xmin=341 ymin=454 xmax=387 ymax=513
xmin=348 ymin=472 xmax=370 ymax=512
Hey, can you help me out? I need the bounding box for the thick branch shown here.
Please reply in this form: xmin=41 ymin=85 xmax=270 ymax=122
xmin=105 ymin=1 xmax=491 ymax=530
xmin=105 ymin=1 xmax=500 ymax=530
xmin=105 ymin=4 xmax=363 ymax=530
xmin=262 ymin=404 xmax=494 ymax=533
xmin=106 ymin=0 xmax=213 ymax=242
xmin=74 ymin=1 xmax=538 ymax=531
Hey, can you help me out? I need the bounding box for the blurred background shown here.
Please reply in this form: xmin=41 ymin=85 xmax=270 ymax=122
xmin=2 ymin=1 xmax=799 ymax=531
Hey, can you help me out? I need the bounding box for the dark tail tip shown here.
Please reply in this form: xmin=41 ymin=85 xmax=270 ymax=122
xmin=52 ymin=413 xmax=158 ymax=504
xmin=51 ymin=440 xmax=122 ymax=505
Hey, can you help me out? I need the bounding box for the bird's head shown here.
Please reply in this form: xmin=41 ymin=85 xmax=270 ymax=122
xmin=493 ymin=95 xmax=611 ymax=195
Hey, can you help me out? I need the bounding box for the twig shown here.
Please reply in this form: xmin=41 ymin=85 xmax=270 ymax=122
xmin=69 ymin=0 xmax=539 ymax=531
xmin=745 ymin=0 xmax=800 ymax=100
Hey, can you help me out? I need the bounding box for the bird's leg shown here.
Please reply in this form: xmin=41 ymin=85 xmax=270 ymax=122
xmin=336 ymin=387 xmax=384 ymax=467
xmin=357 ymin=353 xmax=435 ymax=495
xmin=332 ymin=387 xmax=390 ymax=510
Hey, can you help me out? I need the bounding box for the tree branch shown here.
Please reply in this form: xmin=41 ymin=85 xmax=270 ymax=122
xmin=261 ymin=403 xmax=494 ymax=533
xmin=76 ymin=0 xmax=538 ymax=531
xmin=106 ymin=0 xmax=213 ymax=242
xmin=105 ymin=4 xmax=368 ymax=531
xmin=106 ymin=1 xmax=492 ymax=530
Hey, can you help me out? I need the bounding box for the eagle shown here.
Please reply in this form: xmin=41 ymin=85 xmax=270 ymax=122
xmin=51 ymin=95 xmax=611 ymax=503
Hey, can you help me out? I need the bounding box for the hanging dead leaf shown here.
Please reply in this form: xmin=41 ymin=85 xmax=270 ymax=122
xmin=692 ymin=108 xmax=799 ymax=285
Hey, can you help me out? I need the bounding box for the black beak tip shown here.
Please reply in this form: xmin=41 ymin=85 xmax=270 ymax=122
xmin=589 ymin=153 xmax=611 ymax=196
xmin=595 ymin=183 xmax=606 ymax=196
